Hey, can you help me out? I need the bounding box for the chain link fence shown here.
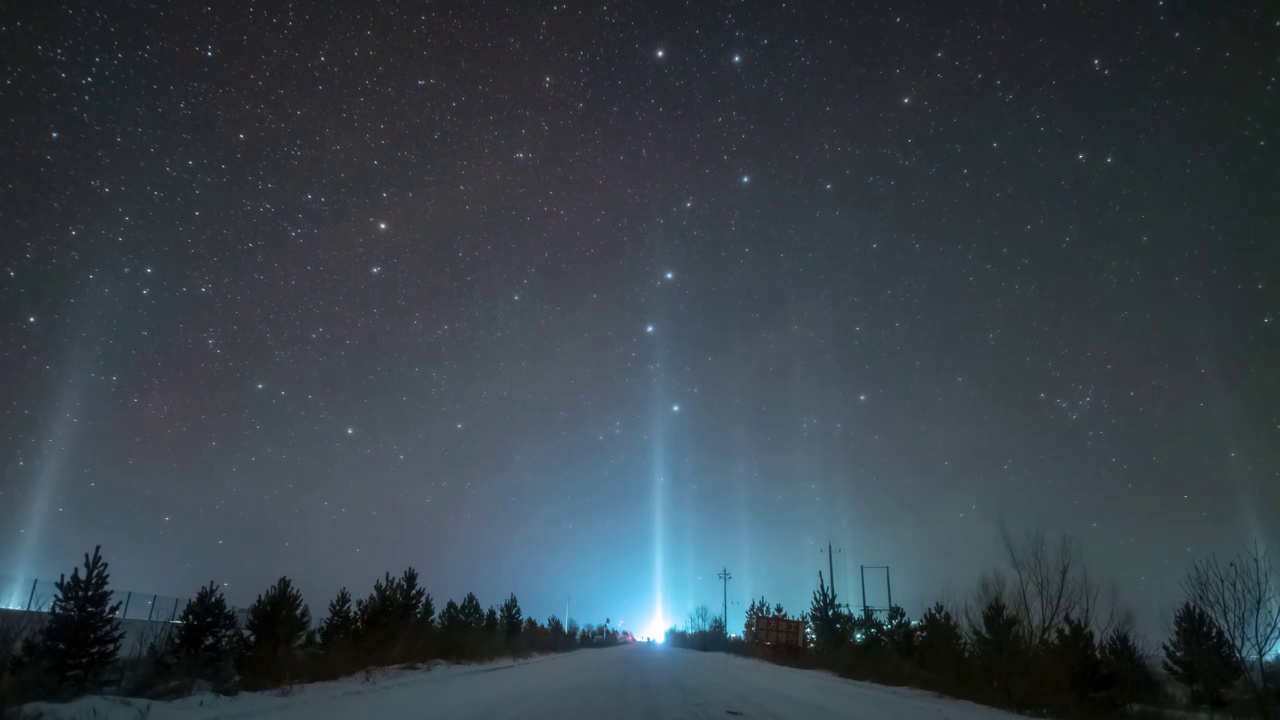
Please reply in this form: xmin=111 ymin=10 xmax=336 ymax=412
xmin=0 ymin=575 xmax=238 ymax=622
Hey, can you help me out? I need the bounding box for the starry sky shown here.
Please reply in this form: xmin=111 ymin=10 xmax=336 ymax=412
xmin=2 ymin=2 xmax=1277 ymax=638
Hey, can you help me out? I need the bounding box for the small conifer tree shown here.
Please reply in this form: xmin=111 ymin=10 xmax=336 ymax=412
xmin=1162 ymin=601 xmax=1241 ymax=708
xmin=240 ymin=576 xmax=311 ymax=688
xmin=172 ymin=582 xmax=239 ymax=680
xmin=38 ymin=546 xmax=125 ymax=691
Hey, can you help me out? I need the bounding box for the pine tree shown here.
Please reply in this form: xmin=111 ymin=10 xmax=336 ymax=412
xmin=500 ymin=594 xmax=523 ymax=639
xmin=420 ymin=591 xmax=436 ymax=631
xmin=744 ymin=596 xmax=770 ymax=638
xmin=354 ymin=569 xmax=430 ymax=662
xmin=320 ymin=587 xmax=356 ymax=648
xmin=240 ymin=576 xmax=311 ymax=688
xmin=441 ymin=599 xmax=463 ymax=631
xmin=1162 ymin=601 xmax=1241 ymax=709
xmin=459 ymin=592 xmax=484 ymax=629
xmin=971 ymin=595 xmax=1024 ymax=705
xmin=484 ymin=607 xmax=500 ymax=635
xmin=850 ymin=608 xmax=886 ymax=651
xmin=38 ymin=545 xmax=125 ymax=691
xmin=1051 ymin=615 xmax=1101 ymax=709
xmin=547 ymin=615 xmax=566 ymax=645
xmin=172 ymin=582 xmax=239 ymax=679
xmin=1100 ymin=627 xmax=1156 ymax=706
xmin=397 ymin=568 xmax=427 ymax=621
xmin=884 ymin=606 xmax=916 ymax=658
xmin=916 ymin=603 xmax=967 ymax=687
xmin=808 ymin=571 xmax=847 ymax=652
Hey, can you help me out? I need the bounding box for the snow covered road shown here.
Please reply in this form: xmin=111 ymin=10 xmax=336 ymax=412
xmin=34 ymin=644 xmax=1025 ymax=719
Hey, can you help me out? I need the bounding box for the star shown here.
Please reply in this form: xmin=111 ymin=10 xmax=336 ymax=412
xmin=378 ymin=222 xmax=387 ymax=230
xmin=664 ymin=271 xmax=674 ymax=280
xmin=646 ymin=325 xmax=655 ymax=333
xmin=732 ymin=54 xmax=741 ymax=63
xmin=346 ymin=427 xmax=354 ymax=435
xmin=741 ymin=175 xmax=750 ymax=184
xmin=656 ymin=49 xmax=665 ymax=58
xmin=671 ymin=404 xmax=680 ymax=412
xmin=372 ymin=266 xmax=381 ymax=274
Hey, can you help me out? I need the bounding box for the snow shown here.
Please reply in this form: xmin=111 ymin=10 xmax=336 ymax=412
xmin=26 ymin=645 xmax=1029 ymax=719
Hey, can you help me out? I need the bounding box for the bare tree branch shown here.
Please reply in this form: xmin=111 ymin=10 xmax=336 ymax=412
xmin=998 ymin=522 xmax=1106 ymax=652
xmin=1182 ymin=541 xmax=1280 ymax=718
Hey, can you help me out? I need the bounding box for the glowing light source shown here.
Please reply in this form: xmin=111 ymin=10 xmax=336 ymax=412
xmin=643 ymin=612 xmax=668 ymax=643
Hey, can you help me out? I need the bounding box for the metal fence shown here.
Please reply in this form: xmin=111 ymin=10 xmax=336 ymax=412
xmin=0 ymin=575 xmax=207 ymax=622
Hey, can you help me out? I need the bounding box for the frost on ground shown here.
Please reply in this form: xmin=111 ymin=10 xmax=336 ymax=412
xmin=25 ymin=644 xmax=1028 ymax=719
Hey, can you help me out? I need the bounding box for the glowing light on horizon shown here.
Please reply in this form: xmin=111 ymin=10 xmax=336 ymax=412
xmin=643 ymin=609 xmax=668 ymax=643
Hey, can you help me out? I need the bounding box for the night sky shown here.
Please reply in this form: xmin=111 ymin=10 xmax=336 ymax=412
xmin=2 ymin=3 xmax=1277 ymax=639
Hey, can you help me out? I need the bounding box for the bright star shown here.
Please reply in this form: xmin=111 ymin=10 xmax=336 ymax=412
xmin=664 ymin=271 xmax=674 ymax=280
xmin=656 ymin=49 xmax=665 ymax=58
xmin=372 ymin=266 xmax=381 ymax=274
xmin=733 ymin=54 xmax=741 ymax=63
xmin=672 ymin=404 xmax=680 ymax=412
xmin=859 ymin=394 xmax=867 ymax=401
xmin=378 ymin=222 xmax=387 ymax=230
xmin=741 ymin=175 xmax=750 ymax=184
xmin=646 ymin=325 xmax=655 ymax=333
xmin=346 ymin=427 xmax=354 ymax=435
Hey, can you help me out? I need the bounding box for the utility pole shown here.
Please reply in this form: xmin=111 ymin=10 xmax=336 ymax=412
xmin=566 ymin=596 xmax=570 ymax=627
xmin=860 ymin=565 xmax=867 ymax=616
xmin=717 ymin=567 xmax=732 ymax=636
xmin=821 ymin=542 xmax=843 ymax=601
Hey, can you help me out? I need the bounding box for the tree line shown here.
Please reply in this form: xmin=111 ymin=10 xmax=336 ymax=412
xmin=0 ymin=546 xmax=623 ymax=710
xmin=673 ymin=527 xmax=1279 ymax=719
